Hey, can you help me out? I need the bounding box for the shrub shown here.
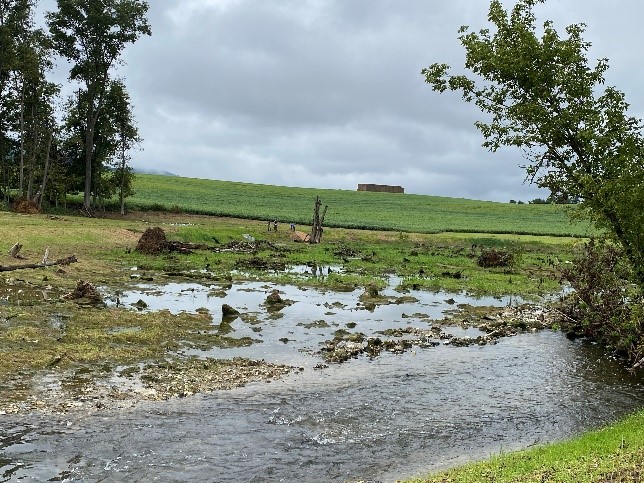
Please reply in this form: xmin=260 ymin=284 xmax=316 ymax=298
xmin=558 ymin=239 xmax=644 ymax=365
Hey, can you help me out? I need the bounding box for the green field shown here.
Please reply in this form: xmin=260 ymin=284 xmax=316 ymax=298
xmin=122 ymin=174 xmax=593 ymax=237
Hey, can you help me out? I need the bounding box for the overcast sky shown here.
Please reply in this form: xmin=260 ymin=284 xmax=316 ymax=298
xmin=42 ymin=0 xmax=644 ymax=202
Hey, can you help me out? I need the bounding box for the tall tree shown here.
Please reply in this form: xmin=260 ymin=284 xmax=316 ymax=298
xmin=90 ymin=79 xmax=140 ymax=209
xmin=17 ymin=28 xmax=57 ymax=200
xmin=47 ymin=0 xmax=150 ymax=213
xmin=1 ymin=0 xmax=59 ymax=204
xmin=106 ymin=79 xmax=139 ymax=215
xmin=422 ymin=0 xmax=644 ymax=287
xmin=0 ymin=0 xmax=34 ymax=197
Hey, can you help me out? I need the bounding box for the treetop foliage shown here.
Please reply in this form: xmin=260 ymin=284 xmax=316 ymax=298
xmin=422 ymin=0 xmax=644 ymax=287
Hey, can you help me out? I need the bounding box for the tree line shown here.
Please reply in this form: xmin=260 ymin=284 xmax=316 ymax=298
xmin=0 ymin=0 xmax=150 ymax=214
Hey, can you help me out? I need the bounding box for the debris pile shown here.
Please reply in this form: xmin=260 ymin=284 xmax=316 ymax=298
xmin=11 ymin=198 xmax=39 ymax=214
xmin=63 ymin=280 xmax=103 ymax=304
xmin=290 ymin=231 xmax=310 ymax=243
xmin=235 ymin=257 xmax=286 ymax=271
xmin=477 ymin=248 xmax=514 ymax=268
xmin=136 ymin=227 xmax=168 ymax=255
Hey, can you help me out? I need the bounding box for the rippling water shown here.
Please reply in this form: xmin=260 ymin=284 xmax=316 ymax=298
xmin=2 ymin=278 xmax=644 ymax=482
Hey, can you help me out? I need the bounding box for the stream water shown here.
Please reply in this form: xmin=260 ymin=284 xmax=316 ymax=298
xmin=2 ymin=274 xmax=644 ymax=482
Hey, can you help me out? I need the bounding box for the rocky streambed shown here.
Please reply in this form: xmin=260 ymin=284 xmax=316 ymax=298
xmin=320 ymin=303 xmax=555 ymax=363
xmin=1 ymin=275 xmax=558 ymax=416
xmin=0 ymin=357 xmax=294 ymax=415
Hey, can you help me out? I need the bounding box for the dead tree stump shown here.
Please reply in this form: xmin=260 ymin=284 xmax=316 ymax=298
xmin=309 ymin=196 xmax=328 ymax=244
xmin=8 ymin=243 xmax=23 ymax=258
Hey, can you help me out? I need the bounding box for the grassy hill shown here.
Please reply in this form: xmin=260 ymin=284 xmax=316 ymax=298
xmin=124 ymin=174 xmax=593 ymax=237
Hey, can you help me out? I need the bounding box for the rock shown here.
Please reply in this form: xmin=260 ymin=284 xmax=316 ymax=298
xmin=263 ymin=289 xmax=294 ymax=312
xmin=265 ymin=289 xmax=283 ymax=305
xmin=222 ymin=304 xmax=240 ymax=317
xmin=363 ymin=283 xmax=379 ymax=298
xmin=132 ymin=299 xmax=148 ymax=309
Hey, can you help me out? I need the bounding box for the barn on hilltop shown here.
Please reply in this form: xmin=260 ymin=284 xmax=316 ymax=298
xmin=357 ymin=184 xmax=404 ymax=194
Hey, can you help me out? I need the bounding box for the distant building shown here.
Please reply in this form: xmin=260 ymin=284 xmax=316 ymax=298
xmin=357 ymin=184 xmax=404 ymax=194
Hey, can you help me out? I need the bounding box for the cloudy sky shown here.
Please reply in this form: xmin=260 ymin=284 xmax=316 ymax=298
xmin=42 ymin=0 xmax=644 ymax=202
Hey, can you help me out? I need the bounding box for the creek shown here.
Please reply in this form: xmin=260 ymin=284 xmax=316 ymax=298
xmin=2 ymin=273 xmax=644 ymax=482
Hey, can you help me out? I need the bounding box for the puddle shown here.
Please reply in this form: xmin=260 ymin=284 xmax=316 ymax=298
xmin=285 ymin=264 xmax=343 ymax=276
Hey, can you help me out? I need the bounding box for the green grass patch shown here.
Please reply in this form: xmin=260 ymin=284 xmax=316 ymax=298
xmin=115 ymin=174 xmax=594 ymax=237
xmin=411 ymin=410 xmax=644 ymax=482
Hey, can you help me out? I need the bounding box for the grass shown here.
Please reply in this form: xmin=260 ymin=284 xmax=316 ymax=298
xmin=410 ymin=411 xmax=644 ymax=482
xmin=108 ymin=174 xmax=596 ymax=237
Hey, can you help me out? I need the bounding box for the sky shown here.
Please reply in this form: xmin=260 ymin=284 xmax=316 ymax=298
xmin=40 ymin=0 xmax=644 ymax=202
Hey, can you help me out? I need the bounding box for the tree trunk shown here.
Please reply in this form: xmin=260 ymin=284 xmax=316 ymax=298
xmin=0 ymin=142 xmax=6 ymax=206
xmin=119 ymin=130 xmax=126 ymax=215
xmin=8 ymin=243 xmax=23 ymax=258
xmin=35 ymin=130 xmax=53 ymax=209
xmin=83 ymin=118 xmax=94 ymax=212
xmin=18 ymin=78 xmax=25 ymax=197
xmin=82 ymin=87 xmax=101 ymax=214
xmin=26 ymin=106 xmax=39 ymax=200
xmin=309 ymin=197 xmax=328 ymax=244
xmin=0 ymin=255 xmax=78 ymax=272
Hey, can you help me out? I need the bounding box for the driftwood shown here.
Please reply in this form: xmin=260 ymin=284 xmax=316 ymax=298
xmin=0 ymin=255 xmax=78 ymax=272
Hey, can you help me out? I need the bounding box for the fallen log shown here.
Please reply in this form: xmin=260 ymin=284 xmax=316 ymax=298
xmin=0 ymin=255 xmax=78 ymax=272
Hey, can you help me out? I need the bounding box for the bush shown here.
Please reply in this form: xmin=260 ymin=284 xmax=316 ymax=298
xmin=558 ymin=239 xmax=644 ymax=365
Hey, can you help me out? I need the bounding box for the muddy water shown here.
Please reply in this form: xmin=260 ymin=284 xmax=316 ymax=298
xmin=2 ymin=277 xmax=644 ymax=482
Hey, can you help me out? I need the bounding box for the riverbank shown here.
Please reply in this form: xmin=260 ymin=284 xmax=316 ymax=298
xmin=410 ymin=409 xmax=644 ymax=482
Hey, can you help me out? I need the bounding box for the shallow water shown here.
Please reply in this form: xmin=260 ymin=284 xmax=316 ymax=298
xmin=104 ymin=276 xmax=521 ymax=366
xmin=2 ymin=277 xmax=644 ymax=482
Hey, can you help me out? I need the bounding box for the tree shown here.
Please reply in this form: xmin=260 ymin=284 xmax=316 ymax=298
xmin=107 ymin=80 xmax=139 ymax=215
xmin=0 ymin=1 xmax=35 ymax=199
xmin=1 ymin=0 xmax=59 ymax=207
xmin=88 ymin=79 xmax=140 ymax=210
xmin=47 ymin=0 xmax=150 ymax=213
xmin=422 ymin=0 xmax=644 ymax=288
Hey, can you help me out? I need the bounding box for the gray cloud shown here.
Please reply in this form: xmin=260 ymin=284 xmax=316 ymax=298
xmin=42 ymin=0 xmax=644 ymax=202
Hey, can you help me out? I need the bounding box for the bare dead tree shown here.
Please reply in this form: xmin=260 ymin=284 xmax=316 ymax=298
xmin=309 ymin=196 xmax=328 ymax=244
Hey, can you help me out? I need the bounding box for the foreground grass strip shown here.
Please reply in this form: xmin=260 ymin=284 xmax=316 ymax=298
xmin=411 ymin=411 xmax=644 ymax=482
